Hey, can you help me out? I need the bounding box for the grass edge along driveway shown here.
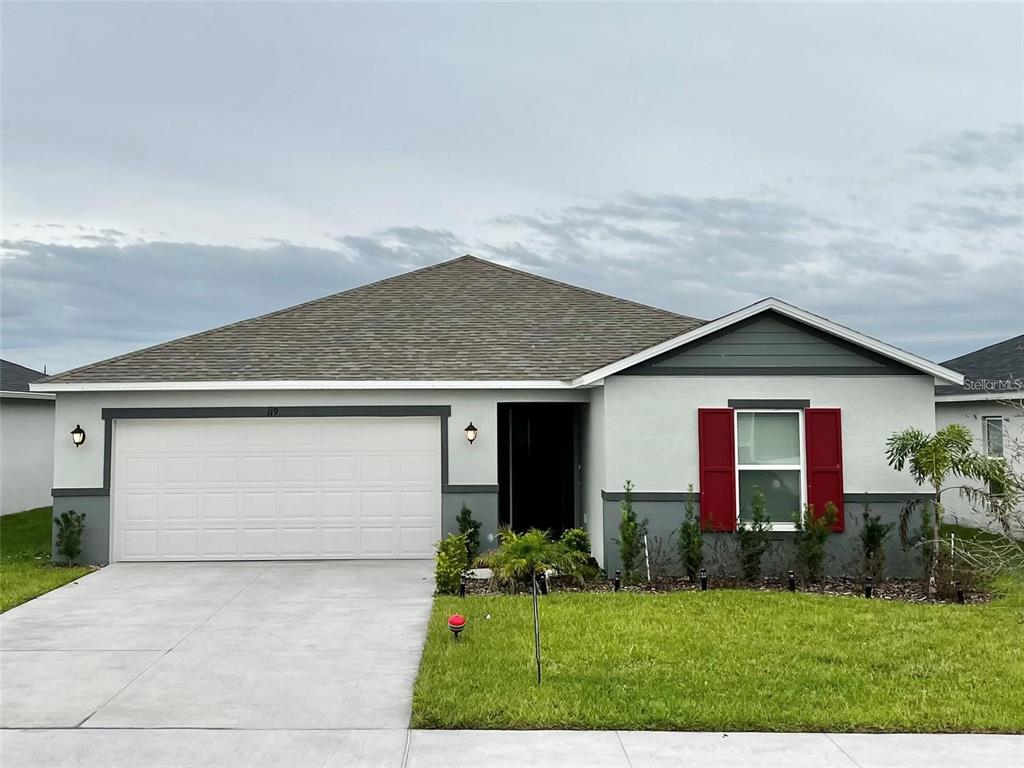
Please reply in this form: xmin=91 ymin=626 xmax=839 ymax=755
xmin=1 ymin=507 xmax=93 ymax=612
xmin=413 ymin=590 xmax=1024 ymax=733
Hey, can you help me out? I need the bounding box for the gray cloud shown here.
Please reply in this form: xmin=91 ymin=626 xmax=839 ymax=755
xmin=912 ymin=124 xmax=1024 ymax=173
xmin=4 ymin=183 xmax=1019 ymax=374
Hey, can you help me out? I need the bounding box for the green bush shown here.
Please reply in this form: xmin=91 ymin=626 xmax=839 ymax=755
xmin=860 ymin=506 xmax=892 ymax=581
xmin=737 ymin=488 xmax=772 ymax=581
xmin=53 ymin=510 xmax=86 ymax=564
xmin=677 ymin=483 xmax=702 ymax=581
xmin=560 ymin=527 xmax=591 ymax=555
xmin=793 ymin=502 xmax=837 ymax=582
xmin=618 ymin=480 xmax=647 ymax=583
xmin=456 ymin=503 xmax=482 ymax=564
xmin=479 ymin=528 xmax=588 ymax=590
xmin=435 ymin=533 xmax=469 ymax=595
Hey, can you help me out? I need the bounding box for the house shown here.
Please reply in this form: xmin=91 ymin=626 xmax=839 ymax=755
xmin=935 ymin=335 xmax=1023 ymax=530
xmin=32 ymin=256 xmax=963 ymax=576
xmin=1 ymin=359 xmax=55 ymax=516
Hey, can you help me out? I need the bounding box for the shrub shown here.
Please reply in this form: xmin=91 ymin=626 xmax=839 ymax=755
xmin=677 ymin=483 xmax=703 ymax=581
xmin=737 ymin=488 xmax=772 ymax=581
xmin=479 ymin=528 xmax=588 ymax=590
xmin=456 ymin=503 xmax=482 ymax=564
xmin=434 ymin=533 xmax=469 ymax=595
xmin=53 ymin=510 xmax=86 ymax=564
xmin=793 ymin=502 xmax=837 ymax=582
xmin=560 ymin=527 xmax=591 ymax=555
xmin=859 ymin=506 xmax=892 ymax=581
xmin=618 ymin=480 xmax=648 ymax=583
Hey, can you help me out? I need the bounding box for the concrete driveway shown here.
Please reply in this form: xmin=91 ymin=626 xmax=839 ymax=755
xmin=1 ymin=560 xmax=433 ymax=765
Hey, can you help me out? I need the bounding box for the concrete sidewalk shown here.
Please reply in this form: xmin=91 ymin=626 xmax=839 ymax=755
xmin=2 ymin=729 xmax=1021 ymax=767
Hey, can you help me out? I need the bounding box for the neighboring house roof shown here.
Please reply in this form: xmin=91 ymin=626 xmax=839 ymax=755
xmin=38 ymin=256 xmax=704 ymax=386
xmin=573 ymin=297 xmax=964 ymax=387
xmin=2 ymin=359 xmax=46 ymax=391
xmin=936 ymin=334 xmax=1024 ymax=400
xmin=1 ymin=359 xmax=55 ymax=400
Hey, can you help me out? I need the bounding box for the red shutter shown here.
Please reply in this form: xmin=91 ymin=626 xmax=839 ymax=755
xmin=698 ymin=408 xmax=736 ymax=532
xmin=804 ymin=408 xmax=845 ymax=532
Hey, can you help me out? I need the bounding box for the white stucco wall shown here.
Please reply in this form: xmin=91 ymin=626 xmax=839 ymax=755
xmin=600 ymin=375 xmax=937 ymax=495
xmin=50 ymin=388 xmax=591 ymax=490
xmin=1 ymin=396 xmax=56 ymax=515
xmin=583 ymin=386 xmax=606 ymax=562
xmin=935 ymin=399 xmax=1023 ymax=529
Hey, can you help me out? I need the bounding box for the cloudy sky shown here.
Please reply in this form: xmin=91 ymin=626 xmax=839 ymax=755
xmin=2 ymin=2 xmax=1022 ymax=375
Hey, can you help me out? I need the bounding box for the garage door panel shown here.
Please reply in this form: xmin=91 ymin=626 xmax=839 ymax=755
xmin=160 ymin=457 xmax=198 ymax=485
xmin=239 ymin=456 xmax=277 ymax=483
xmin=201 ymin=493 xmax=238 ymax=521
xmin=161 ymin=529 xmax=199 ymax=558
xmin=161 ymin=494 xmax=199 ymax=521
xmin=113 ymin=417 xmax=440 ymax=561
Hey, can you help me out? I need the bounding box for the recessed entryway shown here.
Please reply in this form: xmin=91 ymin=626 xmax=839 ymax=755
xmin=497 ymin=402 xmax=581 ymax=536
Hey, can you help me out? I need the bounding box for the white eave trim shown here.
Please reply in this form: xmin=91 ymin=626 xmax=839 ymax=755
xmin=30 ymin=379 xmax=579 ymax=393
xmin=571 ymin=297 xmax=966 ymax=387
xmin=935 ymin=391 xmax=1024 ymax=403
xmin=1 ymin=390 xmax=56 ymax=400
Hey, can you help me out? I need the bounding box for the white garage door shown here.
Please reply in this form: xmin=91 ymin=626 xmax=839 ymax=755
xmin=111 ymin=417 xmax=441 ymax=561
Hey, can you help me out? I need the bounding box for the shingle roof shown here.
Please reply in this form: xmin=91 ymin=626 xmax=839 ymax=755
xmin=1 ymin=359 xmax=47 ymax=392
xmin=937 ymin=333 xmax=1024 ymax=397
xmin=43 ymin=256 xmax=704 ymax=384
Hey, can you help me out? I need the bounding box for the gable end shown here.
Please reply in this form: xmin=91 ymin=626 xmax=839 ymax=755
xmin=619 ymin=311 xmax=919 ymax=376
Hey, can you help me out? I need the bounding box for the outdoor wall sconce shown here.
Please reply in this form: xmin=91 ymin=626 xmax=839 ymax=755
xmin=464 ymin=422 xmax=478 ymax=445
xmin=70 ymin=424 xmax=86 ymax=448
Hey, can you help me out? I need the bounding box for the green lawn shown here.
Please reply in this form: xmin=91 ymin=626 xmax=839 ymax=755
xmin=1 ymin=507 xmax=92 ymax=612
xmin=413 ymin=591 xmax=1024 ymax=733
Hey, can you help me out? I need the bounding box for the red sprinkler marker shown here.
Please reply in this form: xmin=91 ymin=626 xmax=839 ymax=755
xmin=448 ymin=613 xmax=466 ymax=642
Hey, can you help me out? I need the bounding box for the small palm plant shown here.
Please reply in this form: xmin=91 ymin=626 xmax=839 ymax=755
xmin=479 ymin=528 xmax=588 ymax=589
xmin=886 ymin=424 xmax=1008 ymax=596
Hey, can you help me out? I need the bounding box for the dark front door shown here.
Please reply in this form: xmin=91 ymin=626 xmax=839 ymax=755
xmin=498 ymin=403 xmax=577 ymax=536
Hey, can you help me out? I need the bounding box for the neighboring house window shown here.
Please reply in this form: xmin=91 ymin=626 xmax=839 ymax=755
xmin=736 ymin=410 xmax=803 ymax=530
xmin=983 ymin=416 xmax=1004 ymax=457
xmin=983 ymin=416 xmax=1006 ymax=498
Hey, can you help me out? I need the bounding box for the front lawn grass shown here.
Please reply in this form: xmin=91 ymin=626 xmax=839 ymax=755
xmin=413 ymin=591 xmax=1024 ymax=733
xmin=1 ymin=507 xmax=92 ymax=612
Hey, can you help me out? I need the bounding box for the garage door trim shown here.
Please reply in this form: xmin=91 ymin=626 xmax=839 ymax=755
xmin=85 ymin=406 xmax=456 ymax=499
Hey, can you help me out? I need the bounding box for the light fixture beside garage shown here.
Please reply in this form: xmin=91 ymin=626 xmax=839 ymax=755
xmin=464 ymin=422 xmax=478 ymax=445
xmin=70 ymin=424 xmax=86 ymax=447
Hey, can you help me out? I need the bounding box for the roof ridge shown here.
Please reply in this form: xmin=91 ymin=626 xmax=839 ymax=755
xmin=941 ymin=332 xmax=1024 ymax=367
xmin=464 ymin=256 xmax=702 ymax=323
xmin=43 ymin=254 xmax=473 ymax=383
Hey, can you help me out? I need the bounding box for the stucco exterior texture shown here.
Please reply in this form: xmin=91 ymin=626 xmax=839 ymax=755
xmin=1 ymin=396 xmax=55 ymax=516
xmin=50 ymin=372 xmax=940 ymax=578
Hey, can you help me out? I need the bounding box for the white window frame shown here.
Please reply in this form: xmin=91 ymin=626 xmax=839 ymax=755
xmin=982 ymin=416 xmax=1005 ymax=458
xmin=734 ymin=409 xmax=806 ymax=532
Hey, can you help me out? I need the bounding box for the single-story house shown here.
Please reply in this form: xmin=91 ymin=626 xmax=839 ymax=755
xmin=935 ymin=335 xmax=1023 ymax=530
xmin=1 ymin=359 xmax=55 ymax=516
xmin=33 ymin=256 xmax=964 ymax=576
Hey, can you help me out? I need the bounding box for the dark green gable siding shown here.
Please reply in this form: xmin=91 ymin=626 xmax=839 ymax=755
xmin=622 ymin=311 xmax=916 ymax=375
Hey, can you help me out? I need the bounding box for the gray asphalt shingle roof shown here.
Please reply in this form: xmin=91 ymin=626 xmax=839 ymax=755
xmin=44 ymin=256 xmax=704 ymax=384
xmin=937 ymin=333 xmax=1024 ymax=397
xmin=1 ymin=359 xmax=47 ymax=392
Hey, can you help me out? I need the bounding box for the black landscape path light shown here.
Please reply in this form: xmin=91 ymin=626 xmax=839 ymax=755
xmin=613 ymin=570 xmax=621 ymax=592
xmin=864 ymin=576 xmax=873 ymax=599
xmin=787 ymin=570 xmax=796 ymax=592
xmin=700 ymin=568 xmax=708 ymax=591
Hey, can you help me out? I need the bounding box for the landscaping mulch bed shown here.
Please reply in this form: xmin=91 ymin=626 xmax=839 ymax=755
xmin=463 ymin=575 xmax=991 ymax=604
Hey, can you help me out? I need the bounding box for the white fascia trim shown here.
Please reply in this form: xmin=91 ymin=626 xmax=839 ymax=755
xmin=0 ymin=390 xmax=56 ymax=400
xmin=30 ymin=379 xmax=579 ymax=393
xmin=935 ymin=392 xmax=1024 ymax=403
xmin=572 ymin=298 xmax=966 ymax=387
